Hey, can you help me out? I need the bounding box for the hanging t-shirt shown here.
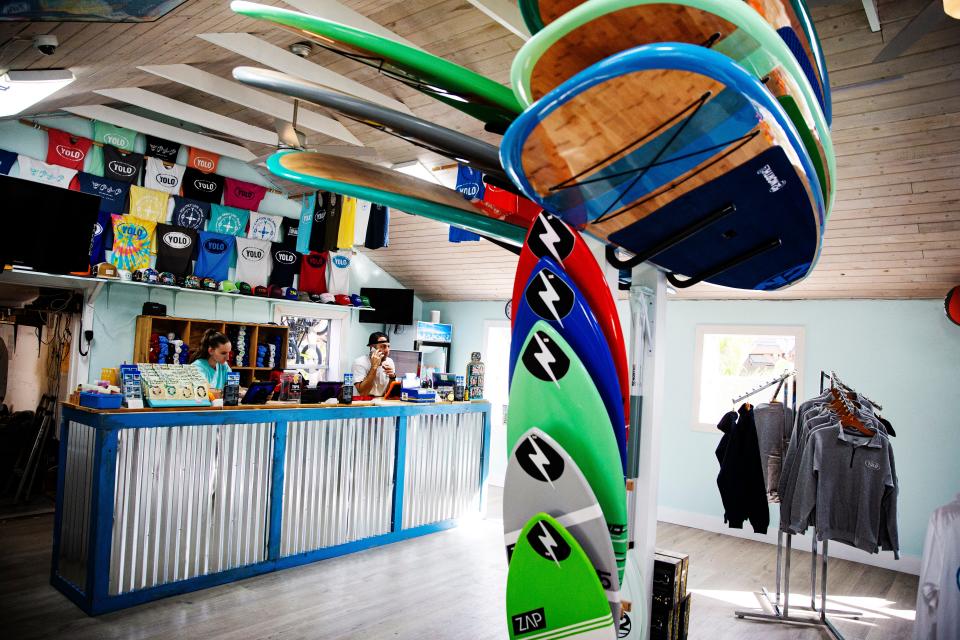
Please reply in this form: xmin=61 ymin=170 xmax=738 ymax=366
xmin=223 ymin=177 xmax=267 ymax=210
xmin=323 ymin=194 xmax=343 ymax=252
xmin=169 ymin=196 xmax=210 ymax=231
xmin=155 ymin=224 xmax=198 ymax=277
xmin=209 ymin=204 xmax=249 ymax=237
xmin=281 ymin=218 xmax=299 ymax=250
xmin=187 ymin=146 xmax=219 ymax=173
xmin=0 ymin=149 xmax=16 ymax=176
xmin=144 ymin=135 xmax=181 ymax=162
xmin=308 ymin=191 xmax=339 ymax=252
xmin=326 ymin=249 xmax=351 ymax=295
xmin=449 ymin=226 xmax=481 ymax=243
xmin=17 ymin=155 xmax=77 ymax=189
xmin=128 ymin=185 xmax=170 ymax=223
xmin=77 ymin=172 xmax=129 ymax=214
xmin=364 ymin=204 xmax=389 ymax=250
xmin=247 ymin=211 xmax=282 ymax=242
xmin=353 ymin=199 xmax=371 ymax=246
xmin=299 ymin=251 xmax=328 ymax=294
xmin=89 ymin=211 xmax=113 ymax=265
xmin=337 ymin=196 xmax=356 ymax=249
xmin=194 ymin=231 xmax=235 ymax=281
xmin=102 ymin=146 xmax=142 ymax=184
xmin=93 ymin=121 xmax=137 ymax=151
xmin=111 ymin=214 xmax=156 ymax=272
xmin=268 ymin=242 xmax=301 ymax=288
xmin=142 ymin=157 xmax=186 ymax=195
xmin=235 ymin=237 xmax=272 ymax=287
xmin=296 ymin=192 xmax=315 ymax=255
xmin=46 ymin=129 xmax=93 ymax=170
xmin=181 ymin=168 xmax=224 ymax=203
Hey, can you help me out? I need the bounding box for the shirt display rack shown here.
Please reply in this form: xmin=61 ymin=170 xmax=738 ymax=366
xmin=732 ymin=370 xmax=882 ymax=640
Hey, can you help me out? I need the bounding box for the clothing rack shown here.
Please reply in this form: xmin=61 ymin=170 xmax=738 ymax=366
xmin=731 ymin=370 xmax=796 ymax=405
xmin=733 ymin=370 xmax=863 ymax=639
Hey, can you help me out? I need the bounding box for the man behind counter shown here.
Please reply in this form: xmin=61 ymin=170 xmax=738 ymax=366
xmin=352 ymin=331 xmax=396 ymax=396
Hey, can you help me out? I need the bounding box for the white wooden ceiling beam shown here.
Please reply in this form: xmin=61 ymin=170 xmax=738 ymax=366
xmin=138 ymin=63 xmax=361 ymax=146
xmin=198 ymin=32 xmax=413 ymax=115
xmin=466 ymin=0 xmax=530 ymax=40
xmin=861 ymin=0 xmax=881 ymax=32
xmin=281 ymin=0 xmax=422 ymax=49
xmin=61 ymin=104 xmax=258 ymax=161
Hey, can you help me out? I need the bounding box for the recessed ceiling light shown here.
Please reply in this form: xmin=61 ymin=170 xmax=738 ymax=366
xmin=0 ymin=69 xmax=74 ymax=117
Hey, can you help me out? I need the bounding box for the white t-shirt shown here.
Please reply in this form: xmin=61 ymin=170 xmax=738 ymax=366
xmin=17 ymin=155 xmax=77 ymax=189
xmin=327 ymin=249 xmax=352 ymax=295
xmin=914 ymin=493 xmax=960 ymax=640
xmin=354 ymin=200 xmax=372 ymax=246
xmin=234 ymin=237 xmax=272 ymax=287
xmin=248 ymin=211 xmax=283 ymax=242
xmin=351 ymin=354 xmax=395 ymax=396
xmin=142 ymin=157 xmax=186 ymax=194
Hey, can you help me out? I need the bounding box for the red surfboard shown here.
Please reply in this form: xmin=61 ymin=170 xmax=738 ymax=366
xmin=946 ymin=285 xmax=960 ymax=326
xmin=512 ymin=211 xmax=629 ymax=431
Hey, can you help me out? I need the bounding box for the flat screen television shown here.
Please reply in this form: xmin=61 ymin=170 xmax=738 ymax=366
xmin=0 ymin=175 xmax=99 ymax=274
xmin=359 ymin=287 xmax=415 ymax=325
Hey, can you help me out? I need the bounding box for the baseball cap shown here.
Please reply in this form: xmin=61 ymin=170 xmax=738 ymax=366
xmin=183 ymin=275 xmax=202 ymax=289
xmin=95 ymin=263 xmax=118 ymax=279
xmin=143 ymin=268 xmax=159 ymax=284
xmin=201 ymin=277 xmax=217 ymax=290
xmin=367 ymin=331 xmax=389 ymax=346
xmin=254 ymin=285 xmax=269 ymax=297
xmin=334 ymin=294 xmax=351 ymax=306
xmin=159 ymin=272 xmax=177 ymax=286
xmin=360 ymin=295 xmax=370 ymax=308
xmin=117 ymin=269 xmax=133 ymax=281
xmin=236 ymin=281 xmax=252 ymax=295
xmin=283 ymin=287 xmax=299 ymax=300
xmin=298 ymin=291 xmax=312 ymax=302
xmin=350 ymin=294 xmax=363 ymax=307
xmin=309 ymin=293 xmax=324 ymax=303
xmin=319 ymin=292 xmax=336 ymax=304
xmin=219 ymin=280 xmax=239 ymax=293
xmin=267 ymin=284 xmax=284 ymax=299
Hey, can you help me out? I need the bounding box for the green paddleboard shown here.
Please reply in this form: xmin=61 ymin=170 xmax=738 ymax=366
xmin=511 ymin=0 xmax=835 ymax=215
xmin=231 ymin=1 xmax=523 ymax=132
xmin=508 ymin=321 xmax=627 ymax=581
xmin=507 ymin=512 xmax=617 ymax=640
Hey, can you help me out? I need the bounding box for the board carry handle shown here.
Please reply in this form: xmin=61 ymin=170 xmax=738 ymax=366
xmin=603 ymin=203 xmax=738 ymax=270
xmin=665 ymin=238 xmax=783 ymax=289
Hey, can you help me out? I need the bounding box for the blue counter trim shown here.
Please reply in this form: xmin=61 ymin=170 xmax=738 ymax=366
xmin=267 ymin=420 xmax=288 ymax=561
xmin=392 ymin=415 xmax=408 ymax=531
xmin=50 ymin=417 xmax=70 ymax=581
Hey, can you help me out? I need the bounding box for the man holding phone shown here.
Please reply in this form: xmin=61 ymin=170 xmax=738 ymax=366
xmin=352 ymin=331 xmax=396 ymax=396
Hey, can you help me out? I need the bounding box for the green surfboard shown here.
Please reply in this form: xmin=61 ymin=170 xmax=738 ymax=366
xmin=231 ymin=1 xmax=523 ymax=132
xmin=511 ymin=0 xmax=835 ymax=214
xmin=507 ymin=512 xmax=617 ymax=640
xmin=508 ymin=322 xmax=627 ymax=581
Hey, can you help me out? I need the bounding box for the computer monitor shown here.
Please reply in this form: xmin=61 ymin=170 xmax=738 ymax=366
xmin=390 ymin=350 xmax=422 ymax=378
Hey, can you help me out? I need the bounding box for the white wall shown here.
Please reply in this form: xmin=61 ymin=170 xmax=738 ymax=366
xmin=0 ymin=323 xmax=48 ymax=412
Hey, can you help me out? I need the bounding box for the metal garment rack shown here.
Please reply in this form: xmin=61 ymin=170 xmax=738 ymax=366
xmin=734 ymin=371 xmax=865 ymax=639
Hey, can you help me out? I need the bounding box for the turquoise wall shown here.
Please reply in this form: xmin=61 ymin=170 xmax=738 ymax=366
xmin=659 ymin=299 xmax=960 ymax=563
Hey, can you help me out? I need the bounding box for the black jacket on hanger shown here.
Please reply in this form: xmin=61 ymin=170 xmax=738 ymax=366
xmin=716 ymin=404 xmax=769 ymax=534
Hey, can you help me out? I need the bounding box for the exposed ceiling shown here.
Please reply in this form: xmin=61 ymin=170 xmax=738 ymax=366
xmin=1 ymin=0 xmax=958 ymax=301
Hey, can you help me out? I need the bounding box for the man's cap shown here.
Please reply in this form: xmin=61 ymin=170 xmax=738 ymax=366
xmin=367 ymin=331 xmax=389 ymax=346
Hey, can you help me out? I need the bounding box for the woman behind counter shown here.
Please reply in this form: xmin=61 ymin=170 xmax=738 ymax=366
xmin=191 ymin=329 xmax=232 ymax=390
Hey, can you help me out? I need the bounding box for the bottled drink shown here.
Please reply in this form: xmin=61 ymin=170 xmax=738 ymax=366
xmin=454 ymin=375 xmax=465 ymax=402
xmin=466 ymin=352 xmax=484 ymax=401
xmin=341 ymin=372 xmax=354 ymax=404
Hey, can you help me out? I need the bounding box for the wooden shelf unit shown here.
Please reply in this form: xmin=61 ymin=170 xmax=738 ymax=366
xmin=134 ymin=315 xmax=289 ymax=386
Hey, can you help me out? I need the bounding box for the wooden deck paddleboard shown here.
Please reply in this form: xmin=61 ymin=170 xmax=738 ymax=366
xmin=504 ymin=428 xmax=621 ymax=622
xmin=512 ymin=212 xmax=629 ymax=433
xmin=232 ymin=67 xmax=507 ymax=179
xmin=501 ymin=43 xmax=824 ymax=290
xmin=510 ymin=0 xmax=833 ymax=210
xmin=266 ymin=150 xmax=527 ymax=245
xmin=511 ymin=257 xmax=627 ymax=470
xmin=231 ymin=1 xmax=522 ymax=133
xmin=507 ymin=512 xmax=617 ymax=640
xmin=508 ymin=322 xmax=627 ymax=580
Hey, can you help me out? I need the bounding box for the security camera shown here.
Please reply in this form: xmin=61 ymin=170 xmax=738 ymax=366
xmin=288 ymin=41 xmax=312 ymax=58
xmin=33 ymin=35 xmax=58 ymax=56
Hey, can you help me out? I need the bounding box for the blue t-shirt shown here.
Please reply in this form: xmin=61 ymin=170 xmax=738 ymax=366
xmin=192 ymin=359 xmax=232 ymax=389
xmin=77 ymin=172 xmax=129 ymax=214
xmin=194 ymin=231 xmax=235 ymax=281
xmin=170 ymin=195 xmax=210 ymax=230
xmin=0 ymin=148 xmax=16 ymax=176
xmin=89 ymin=211 xmax=113 ymax=265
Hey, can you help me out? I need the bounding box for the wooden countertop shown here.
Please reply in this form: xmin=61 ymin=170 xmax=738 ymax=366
xmin=62 ymin=399 xmax=489 ymax=415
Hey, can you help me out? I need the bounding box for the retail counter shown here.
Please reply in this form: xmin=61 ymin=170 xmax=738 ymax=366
xmin=52 ymin=400 xmax=491 ymax=615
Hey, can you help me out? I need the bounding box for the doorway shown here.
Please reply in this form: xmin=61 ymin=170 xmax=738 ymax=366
xmin=481 ymin=320 xmax=511 ymax=487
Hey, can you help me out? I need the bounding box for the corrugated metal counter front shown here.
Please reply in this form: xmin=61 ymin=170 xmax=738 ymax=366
xmin=52 ymin=401 xmax=491 ymax=615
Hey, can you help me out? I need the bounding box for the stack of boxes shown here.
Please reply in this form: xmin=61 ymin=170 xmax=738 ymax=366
xmin=651 ymin=549 xmax=691 ymax=640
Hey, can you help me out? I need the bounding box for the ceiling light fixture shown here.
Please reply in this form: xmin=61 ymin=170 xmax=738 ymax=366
xmin=0 ymin=69 xmax=74 ymax=117
xmin=945 ymin=0 xmax=960 ymax=19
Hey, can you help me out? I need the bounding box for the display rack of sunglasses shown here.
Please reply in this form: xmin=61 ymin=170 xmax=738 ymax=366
xmin=732 ymin=370 xmax=871 ymax=640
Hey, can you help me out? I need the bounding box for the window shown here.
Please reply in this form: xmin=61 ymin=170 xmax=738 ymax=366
xmin=692 ymin=325 xmax=804 ymax=432
xmin=274 ymin=306 xmax=344 ymax=386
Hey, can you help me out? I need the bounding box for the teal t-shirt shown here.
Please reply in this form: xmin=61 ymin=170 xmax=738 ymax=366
xmin=192 ymin=359 xmax=232 ymax=389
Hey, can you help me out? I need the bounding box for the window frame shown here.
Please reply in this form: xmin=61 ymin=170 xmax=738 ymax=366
xmin=272 ymin=304 xmax=347 ymax=383
xmin=691 ymin=324 xmax=805 ymax=433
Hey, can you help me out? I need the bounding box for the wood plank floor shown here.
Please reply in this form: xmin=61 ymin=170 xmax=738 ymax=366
xmin=0 ymin=488 xmax=917 ymax=639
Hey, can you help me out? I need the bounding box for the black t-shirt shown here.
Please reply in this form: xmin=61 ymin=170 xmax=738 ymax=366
xmin=281 ymin=217 xmax=299 ymax=249
xmin=268 ymin=242 xmax=301 ymax=287
xmin=102 ymin=145 xmax=143 ymax=184
xmin=170 ymin=195 xmax=210 ymax=230
xmin=308 ymin=191 xmax=340 ymax=252
xmin=155 ymin=223 xmax=198 ymax=277
xmin=144 ymin=136 xmax=181 ymax=162
xmin=181 ymin=167 xmax=224 ymax=204
xmin=322 ymin=193 xmax=343 ymax=252
xmin=365 ymin=203 xmax=389 ymax=250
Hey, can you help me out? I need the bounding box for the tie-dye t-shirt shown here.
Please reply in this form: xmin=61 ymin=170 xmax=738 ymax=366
xmin=111 ymin=214 xmax=157 ymax=272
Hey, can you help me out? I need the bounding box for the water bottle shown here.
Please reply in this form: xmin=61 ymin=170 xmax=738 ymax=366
xmin=454 ymin=375 xmax=465 ymax=402
xmin=341 ymin=373 xmax=354 ymax=404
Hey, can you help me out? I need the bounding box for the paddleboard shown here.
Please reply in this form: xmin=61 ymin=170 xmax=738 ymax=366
xmin=501 ymin=43 xmax=824 ymax=290
xmin=511 ymin=257 xmax=627 ymax=470
xmin=231 ymin=1 xmax=522 ymax=133
xmin=617 ymin=551 xmax=647 ymax=640
xmin=510 ymin=0 xmax=833 ymax=209
xmin=508 ymin=322 xmax=627 ymax=580
xmin=504 ymin=428 xmax=621 ymax=622
xmin=507 ymin=512 xmax=617 ymax=640
xmin=266 ymin=150 xmax=527 ymax=245
xmin=232 ymin=66 xmax=508 ymax=179
xmin=512 ymin=212 xmax=629 ymax=432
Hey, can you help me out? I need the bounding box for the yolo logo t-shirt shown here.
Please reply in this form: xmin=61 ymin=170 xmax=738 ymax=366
xmin=89 ymin=211 xmax=113 ymax=265
xmin=210 ymin=204 xmax=249 ymax=237
xmin=155 ymin=223 xmax=198 ymax=277
xmin=102 ymin=146 xmax=142 ymax=184
xmin=247 ymin=211 xmax=282 ymax=242
xmin=235 ymin=237 xmax=271 ymax=287
xmin=268 ymin=243 xmax=301 ymax=288
xmin=143 ymin=157 xmax=186 ymax=195
xmin=182 ymin=167 xmax=224 ymax=204
xmin=187 ymin=147 xmax=219 ymax=174
xmin=46 ymin=129 xmax=92 ymax=171
xmin=308 ymin=191 xmax=340 ymax=253
xmin=326 ymin=249 xmax=351 ymax=295
xmin=77 ymin=172 xmax=129 ymax=214
xmin=298 ymin=251 xmax=328 ymax=295
xmin=93 ymin=122 xmax=137 ymax=151
xmin=194 ymin=231 xmax=235 ymax=281
xmin=170 ymin=196 xmax=210 ymax=230
xmin=144 ymin=135 xmax=181 ymax=163
xmin=224 ymin=177 xmax=267 ymax=210
xmin=110 ymin=214 xmax=156 ymax=272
